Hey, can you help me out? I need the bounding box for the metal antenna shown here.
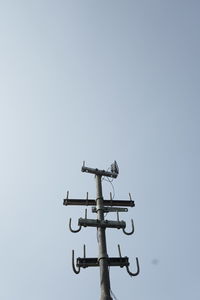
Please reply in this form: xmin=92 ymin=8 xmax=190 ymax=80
xmin=63 ymin=161 xmax=140 ymax=300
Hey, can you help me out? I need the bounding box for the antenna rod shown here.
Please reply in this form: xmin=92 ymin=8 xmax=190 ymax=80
xmin=96 ymin=175 xmax=113 ymax=300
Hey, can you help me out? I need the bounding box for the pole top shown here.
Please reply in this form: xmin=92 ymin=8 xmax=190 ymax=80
xmin=81 ymin=161 xmax=119 ymax=178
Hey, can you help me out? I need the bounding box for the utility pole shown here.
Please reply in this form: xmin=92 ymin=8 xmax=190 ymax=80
xmin=63 ymin=162 xmax=140 ymax=300
xmin=96 ymin=174 xmax=112 ymax=300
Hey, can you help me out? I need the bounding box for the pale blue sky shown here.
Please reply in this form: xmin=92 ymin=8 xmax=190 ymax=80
xmin=0 ymin=1 xmax=200 ymax=299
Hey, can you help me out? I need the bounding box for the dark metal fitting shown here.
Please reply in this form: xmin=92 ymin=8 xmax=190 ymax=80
xmin=98 ymin=256 xmax=108 ymax=262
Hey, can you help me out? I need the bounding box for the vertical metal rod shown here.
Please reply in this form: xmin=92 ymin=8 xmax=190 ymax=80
xmin=96 ymin=175 xmax=113 ymax=300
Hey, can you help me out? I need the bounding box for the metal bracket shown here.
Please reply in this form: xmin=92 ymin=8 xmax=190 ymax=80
xmin=69 ymin=218 xmax=82 ymax=233
xmin=92 ymin=206 xmax=128 ymax=213
xmin=72 ymin=250 xmax=80 ymax=274
xmin=69 ymin=209 xmax=88 ymax=233
xmin=72 ymin=245 xmax=87 ymax=274
xmin=122 ymin=219 xmax=135 ymax=235
xmin=118 ymin=244 xmax=140 ymax=277
xmin=126 ymin=257 xmax=140 ymax=277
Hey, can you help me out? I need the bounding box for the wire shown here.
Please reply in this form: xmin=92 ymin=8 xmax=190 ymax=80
xmin=107 ymin=177 xmax=115 ymax=199
xmin=102 ymin=176 xmax=115 ymax=200
xmin=102 ymin=166 xmax=114 ymax=183
xmin=109 ymin=178 xmax=115 ymax=199
xmin=108 ymin=267 xmax=119 ymax=300
xmin=110 ymin=288 xmax=118 ymax=300
xmin=96 ymin=230 xmax=99 ymax=242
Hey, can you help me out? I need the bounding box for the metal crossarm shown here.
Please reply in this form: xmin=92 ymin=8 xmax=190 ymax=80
xmin=63 ymin=198 xmax=135 ymax=207
xmin=77 ymin=257 xmax=130 ymax=268
xmin=82 ymin=165 xmax=118 ymax=178
xmin=78 ymin=218 xmax=126 ymax=229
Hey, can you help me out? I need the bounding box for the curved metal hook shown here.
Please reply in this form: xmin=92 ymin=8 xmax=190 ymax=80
xmin=69 ymin=218 xmax=82 ymax=233
xmin=122 ymin=219 xmax=135 ymax=235
xmin=72 ymin=250 xmax=80 ymax=274
xmin=126 ymin=257 xmax=140 ymax=277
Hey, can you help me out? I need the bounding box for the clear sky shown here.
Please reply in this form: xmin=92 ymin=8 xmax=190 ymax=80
xmin=0 ymin=1 xmax=200 ymax=299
